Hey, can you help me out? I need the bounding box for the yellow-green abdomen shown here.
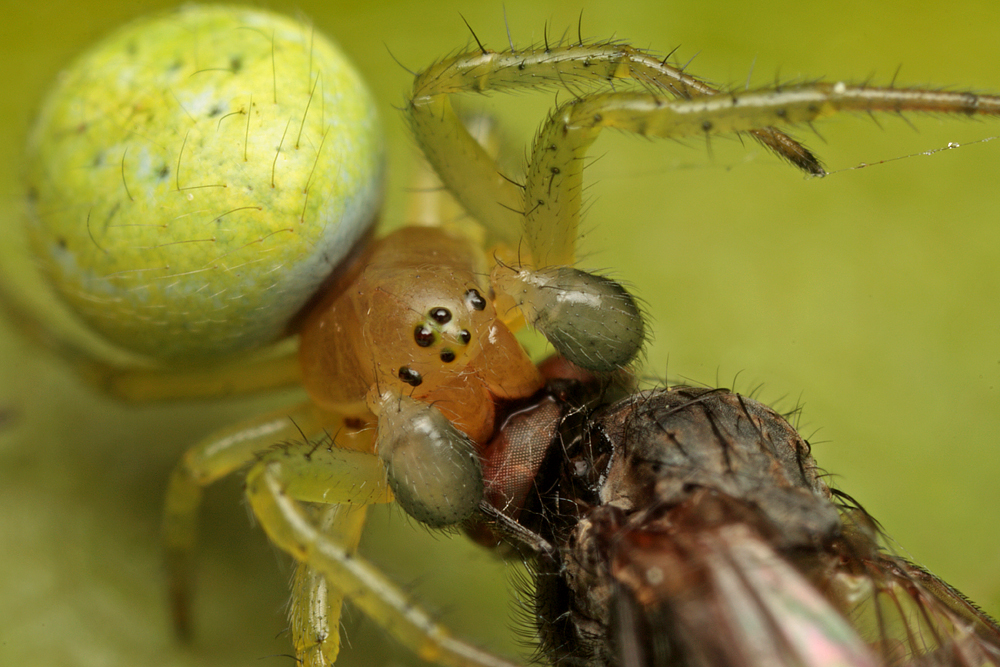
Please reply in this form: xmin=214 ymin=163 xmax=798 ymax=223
xmin=25 ymin=5 xmax=383 ymax=361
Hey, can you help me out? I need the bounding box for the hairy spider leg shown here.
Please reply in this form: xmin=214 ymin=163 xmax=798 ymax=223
xmin=515 ymin=81 xmax=1000 ymax=272
xmin=290 ymin=504 xmax=368 ymax=667
xmin=409 ymin=44 xmax=1000 ymax=266
xmin=161 ymin=402 xmax=371 ymax=633
xmin=0 ymin=270 xmax=304 ymax=400
xmin=412 ymin=46 xmax=1000 ymax=372
xmin=162 ymin=401 xmax=396 ymax=665
xmin=408 ymin=42 xmax=825 ymax=268
xmin=244 ymin=439 xmax=526 ymax=667
xmin=168 ymin=402 xmax=523 ymax=667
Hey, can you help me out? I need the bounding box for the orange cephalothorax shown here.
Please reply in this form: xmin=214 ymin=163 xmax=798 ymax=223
xmin=299 ymin=226 xmax=542 ymax=443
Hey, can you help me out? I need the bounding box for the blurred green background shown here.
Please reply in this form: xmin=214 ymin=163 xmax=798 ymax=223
xmin=1 ymin=1 xmax=998 ymax=666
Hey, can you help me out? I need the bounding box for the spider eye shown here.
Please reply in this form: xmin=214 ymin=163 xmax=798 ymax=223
xmin=464 ymin=289 xmax=487 ymax=311
xmin=458 ymin=329 xmax=472 ymax=345
xmin=414 ymin=325 xmax=435 ymax=347
xmin=439 ymin=350 xmax=456 ymax=363
xmin=398 ymin=366 xmax=423 ymax=387
xmin=429 ymin=307 xmax=452 ymax=324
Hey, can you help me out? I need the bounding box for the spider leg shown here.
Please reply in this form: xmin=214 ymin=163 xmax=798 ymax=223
xmin=522 ymin=83 xmax=1000 ymax=265
xmin=0 ymin=266 xmax=302 ymax=400
xmin=245 ymin=444 xmax=525 ymax=667
xmin=406 ymin=42 xmax=823 ymax=372
xmin=408 ymin=93 xmax=522 ymax=250
xmin=162 ymin=400 xmax=375 ymax=638
xmin=408 ymin=41 xmax=823 ymax=263
xmin=290 ymin=504 xmax=369 ymax=667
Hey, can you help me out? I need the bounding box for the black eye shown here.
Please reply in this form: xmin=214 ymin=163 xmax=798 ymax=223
xmin=465 ymin=288 xmax=487 ymax=311
xmin=413 ymin=325 xmax=434 ymax=347
xmin=458 ymin=329 xmax=472 ymax=345
xmin=398 ymin=366 xmax=423 ymax=387
xmin=439 ymin=349 xmax=455 ymax=363
xmin=429 ymin=307 xmax=451 ymax=324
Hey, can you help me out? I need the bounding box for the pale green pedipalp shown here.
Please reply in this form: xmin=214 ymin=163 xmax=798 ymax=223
xmin=25 ymin=5 xmax=383 ymax=361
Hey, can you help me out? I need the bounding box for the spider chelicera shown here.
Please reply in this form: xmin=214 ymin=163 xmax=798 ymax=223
xmin=6 ymin=5 xmax=1000 ymax=667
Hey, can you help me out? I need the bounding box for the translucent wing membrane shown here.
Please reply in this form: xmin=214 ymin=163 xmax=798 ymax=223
xmin=823 ymin=507 xmax=1000 ymax=667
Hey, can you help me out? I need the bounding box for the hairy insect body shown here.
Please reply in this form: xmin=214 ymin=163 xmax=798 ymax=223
xmin=482 ymin=385 xmax=1000 ymax=667
xmin=558 ymin=390 xmax=853 ymax=665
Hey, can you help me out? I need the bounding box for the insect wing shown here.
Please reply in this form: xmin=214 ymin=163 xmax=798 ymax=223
xmin=602 ymin=492 xmax=878 ymax=667
xmin=819 ymin=509 xmax=1000 ymax=667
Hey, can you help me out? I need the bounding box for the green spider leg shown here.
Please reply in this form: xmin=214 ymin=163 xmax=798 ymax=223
xmin=290 ymin=504 xmax=369 ymax=667
xmin=0 ymin=267 xmax=303 ymax=401
xmin=162 ymin=400 xmax=347 ymax=637
xmin=163 ymin=398 xmax=519 ymax=667
xmin=244 ymin=451 xmax=524 ymax=667
xmin=408 ymin=41 xmax=1000 ymax=372
xmin=162 ymin=399 xmax=393 ymax=666
xmin=79 ymin=348 xmax=302 ymax=401
xmin=407 ymin=41 xmax=828 ymax=372
xmin=518 ymin=81 xmax=1000 ymax=264
xmin=410 ymin=41 xmax=1000 ymax=269
xmin=408 ymin=41 xmax=822 ymax=268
